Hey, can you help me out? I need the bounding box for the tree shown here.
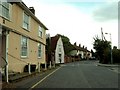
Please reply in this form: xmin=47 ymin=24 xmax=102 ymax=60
xmin=91 ymin=49 xmax=95 ymax=57
xmin=93 ymin=36 xmax=111 ymax=63
xmin=112 ymin=46 xmax=120 ymax=63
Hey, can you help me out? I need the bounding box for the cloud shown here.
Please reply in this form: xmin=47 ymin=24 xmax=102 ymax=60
xmin=93 ymin=2 xmax=118 ymax=22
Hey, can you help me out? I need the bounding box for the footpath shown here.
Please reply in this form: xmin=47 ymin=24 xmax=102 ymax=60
xmin=1 ymin=66 xmax=59 ymax=89
xmin=97 ymin=62 xmax=120 ymax=74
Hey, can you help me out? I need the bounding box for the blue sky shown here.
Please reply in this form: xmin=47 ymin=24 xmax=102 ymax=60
xmin=24 ymin=0 xmax=119 ymax=50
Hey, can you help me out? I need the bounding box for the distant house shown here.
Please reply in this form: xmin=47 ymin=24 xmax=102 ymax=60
xmin=69 ymin=43 xmax=92 ymax=60
xmin=50 ymin=35 xmax=65 ymax=64
xmin=0 ymin=1 xmax=48 ymax=74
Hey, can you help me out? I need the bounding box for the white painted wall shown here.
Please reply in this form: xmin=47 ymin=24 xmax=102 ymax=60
xmin=69 ymin=50 xmax=77 ymax=56
xmin=70 ymin=50 xmax=84 ymax=59
xmin=55 ymin=37 xmax=64 ymax=64
xmin=79 ymin=51 xmax=84 ymax=59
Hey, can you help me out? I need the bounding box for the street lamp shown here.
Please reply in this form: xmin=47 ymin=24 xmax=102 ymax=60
xmin=105 ymin=33 xmax=113 ymax=64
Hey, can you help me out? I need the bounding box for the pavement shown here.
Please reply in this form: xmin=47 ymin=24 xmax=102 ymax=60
xmin=1 ymin=67 xmax=56 ymax=88
xmin=97 ymin=63 xmax=119 ymax=67
xmin=96 ymin=62 xmax=120 ymax=74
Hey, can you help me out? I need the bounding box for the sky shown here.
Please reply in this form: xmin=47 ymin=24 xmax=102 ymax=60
xmin=23 ymin=0 xmax=119 ymax=50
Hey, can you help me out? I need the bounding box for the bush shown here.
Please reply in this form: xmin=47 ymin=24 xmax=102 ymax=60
xmin=112 ymin=48 xmax=120 ymax=63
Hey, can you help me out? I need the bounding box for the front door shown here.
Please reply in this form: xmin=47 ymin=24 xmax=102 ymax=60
xmin=59 ymin=54 xmax=61 ymax=64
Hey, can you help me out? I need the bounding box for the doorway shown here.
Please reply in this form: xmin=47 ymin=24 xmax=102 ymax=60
xmin=59 ymin=54 xmax=61 ymax=64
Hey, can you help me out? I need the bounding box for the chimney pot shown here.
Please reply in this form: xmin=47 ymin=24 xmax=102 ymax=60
xmin=74 ymin=42 xmax=77 ymax=46
xmin=29 ymin=7 xmax=35 ymax=15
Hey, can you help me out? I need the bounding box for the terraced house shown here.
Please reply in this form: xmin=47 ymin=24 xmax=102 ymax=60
xmin=0 ymin=1 xmax=48 ymax=74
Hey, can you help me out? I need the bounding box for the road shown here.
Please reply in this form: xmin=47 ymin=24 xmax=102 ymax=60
xmin=13 ymin=60 xmax=119 ymax=89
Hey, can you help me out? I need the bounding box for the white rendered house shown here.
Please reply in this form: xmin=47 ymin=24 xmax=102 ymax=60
xmin=51 ymin=35 xmax=65 ymax=64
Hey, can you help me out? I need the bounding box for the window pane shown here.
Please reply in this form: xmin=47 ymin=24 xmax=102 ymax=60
xmin=23 ymin=23 xmax=28 ymax=29
xmin=38 ymin=26 xmax=42 ymax=37
xmin=38 ymin=43 xmax=42 ymax=58
xmin=21 ymin=36 xmax=28 ymax=57
xmin=24 ymin=13 xmax=29 ymax=23
xmin=23 ymin=13 xmax=29 ymax=29
xmin=2 ymin=2 xmax=9 ymax=8
xmin=1 ymin=2 xmax=9 ymax=19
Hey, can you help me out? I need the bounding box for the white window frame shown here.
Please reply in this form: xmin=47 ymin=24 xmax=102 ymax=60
xmin=38 ymin=26 xmax=43 ymax=38
xmin=0 ymin=1 xmax=11 ymax=20
xmin=21 ymin=36 xmax=28 ymax=58
xmin=38 ymin=43 xmax=42 ymax=58
xmin=23 ymin=12 xmax=30 ymax=30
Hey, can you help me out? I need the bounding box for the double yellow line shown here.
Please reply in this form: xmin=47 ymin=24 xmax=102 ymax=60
xmin=29 ymin=67 xmax=61 ymax=89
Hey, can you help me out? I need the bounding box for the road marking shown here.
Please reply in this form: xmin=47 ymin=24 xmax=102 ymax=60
xmin=29 ymin=67 xmax=61 ymax=89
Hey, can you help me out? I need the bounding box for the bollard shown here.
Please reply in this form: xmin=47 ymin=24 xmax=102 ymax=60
xmin=45 ymin=61 xmax=47 ymax=70
xmin=38 ymin=63 xmax=40 ymax=72
xmin=28 ymin=63 xmax=31 ymax=74
xmin=49 ymin=61 xmax=51 ymax=69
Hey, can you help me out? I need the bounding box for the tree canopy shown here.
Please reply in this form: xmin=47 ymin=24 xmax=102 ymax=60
xmin=93 ymin=36 xmax=111 ymax=63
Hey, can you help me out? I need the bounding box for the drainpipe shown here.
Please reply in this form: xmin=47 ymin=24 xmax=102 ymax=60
xmin=38 ymin=62 xmax=40 ymax=72
xmin=0 ymin=28 xmax=2 ymax=73
xmin=45 ymin=61 xmax=47 ymax=70
xmin=49 ymin=61 xmax=51 ymax=69
xmin=6 ymin=31 xmax=9 ymax=83
xmin=53 ymin=60 xmax=55 ymax=68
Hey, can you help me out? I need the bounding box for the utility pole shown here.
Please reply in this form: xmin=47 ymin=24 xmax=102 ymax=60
xmin=101 ymin=27 xmax=103 ymax=41
xmin=110 ymin=33 xmax=113 ymax=64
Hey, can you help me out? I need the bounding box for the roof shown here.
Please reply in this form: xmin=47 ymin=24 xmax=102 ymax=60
xmin=15 ymin=2 xmax=48 ymax=30
xmin=71 ymin=45 xmax=88 ymax=52
xmin=51 ymin=35 xmax=60 ymax=52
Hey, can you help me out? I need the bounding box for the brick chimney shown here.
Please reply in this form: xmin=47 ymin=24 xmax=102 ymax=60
xmin=83 ymin=45 xmax=84 ymax=49
xmin=74 ymin=42 xmax=77 ymax=46
xmin=79 ymin=44 xmax=81 ymax=47
xmin=29 ymin=7 xmax=35 ymax=15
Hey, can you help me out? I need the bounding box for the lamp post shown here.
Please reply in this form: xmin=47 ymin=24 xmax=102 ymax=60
xmin=105 ymin=33 xmax=113 ymax=64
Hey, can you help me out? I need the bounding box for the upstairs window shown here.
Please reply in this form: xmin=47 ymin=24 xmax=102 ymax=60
xmin=0 ymin=2 xmax=10 ymax=19
xmin=59 ymin=47 xmax=61 ymax=52
xmin=38 ymin=26 xmax=43 ymax=37
xmin=23 ymin=12 xmax=29 ymax=30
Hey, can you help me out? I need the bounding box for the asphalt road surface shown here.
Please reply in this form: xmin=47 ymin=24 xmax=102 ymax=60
xmin=13 ymin=60 xmax=119 ymax=89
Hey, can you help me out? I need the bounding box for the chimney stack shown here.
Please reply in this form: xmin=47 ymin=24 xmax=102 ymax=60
xmin=29 ymin=7 xmax=35 ymax=15
xmin=79 ymin=44 xmax=81 ymax=47
xmin=74 ymin=42 xmax=77 ymax=46
xmin=83 ymin=45 xmax=84 ymax=49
